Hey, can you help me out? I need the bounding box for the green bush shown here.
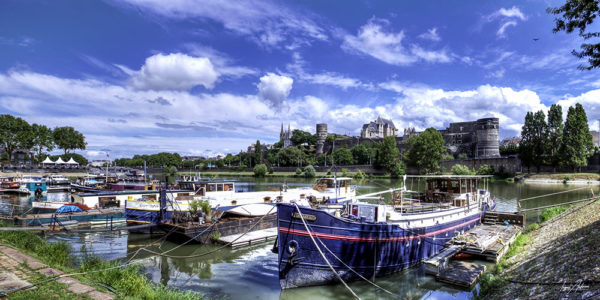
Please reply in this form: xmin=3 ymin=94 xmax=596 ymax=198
xmin=391 ymin=161 xmax=406 ymax=178
xmin=253 ymin=164 xmax=267 ymax=177
xmin=303 ymin=165 xmax=316 ymax=178
xmin=477 ymin=164 xmax=494 ymax=175
xmin=457 ymin=153 xmax=468 ymax=159
xmin=441 ymin=154 xmax=454 ymax=160
xmin=268 ymin=166 xmax=274 ymax=174
xmin=342 ymin=168 xmax=348 ymax=176
xmin=353 ymin=170 xmax=365 ymax=179
xmin=295 ymin=168 xmax=302 ymax=176
xmin=451 ymin=164 xmax=475 ymax=175
xmin=540 ymin=206 xmax=568 ymax=223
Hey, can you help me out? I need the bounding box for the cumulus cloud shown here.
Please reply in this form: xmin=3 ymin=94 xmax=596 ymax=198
xmin=286 ymin=52 xmax=371 ymax=90
xmin=130 ymin=53 xmax=219 ymax=91
xmin=257 ymin=73 xmax=293 ymax=108
xmin=342 ymin=18 xmax=452 ymax=65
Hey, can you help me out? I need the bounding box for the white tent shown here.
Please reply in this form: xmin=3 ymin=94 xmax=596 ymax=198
xmin=42 ymin=157 xmax=55 ymax=164
xmin=55 ymin=157 xmax=66 ymax=164
xmin=66 ymin=158 xmax=79 ymax=165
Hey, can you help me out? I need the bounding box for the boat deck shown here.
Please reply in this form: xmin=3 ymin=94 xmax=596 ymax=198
xmin=218 ymin=227 xmax=277 ymax=248
xmin=1 ymin=207 xmax=125 ymax=227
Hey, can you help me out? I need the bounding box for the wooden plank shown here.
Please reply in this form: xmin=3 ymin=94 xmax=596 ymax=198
xmin=218 ymin=227 xmax=277 ymax=248
xmin=437 ymin=261 xmax=486 ymax=288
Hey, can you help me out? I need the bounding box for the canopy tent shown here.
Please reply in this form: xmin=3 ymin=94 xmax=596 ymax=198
xmin=54 ymin=157 xmax=66 ymax=164
xmin=66 ymin=158 xmax=79 ymax=165
xmin=41 ymin=157 xmax=55 ymax=164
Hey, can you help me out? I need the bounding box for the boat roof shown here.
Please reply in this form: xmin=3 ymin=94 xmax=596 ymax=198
xmin=77 ymin=189 xmax=191 ymax=196
xmin=318 ymin=177 xmax=353 ymax=181
xmin=404 ymin=175 xmax=493 ymax=178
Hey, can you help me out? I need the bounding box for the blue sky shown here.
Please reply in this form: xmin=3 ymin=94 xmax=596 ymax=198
xmin=1 ymin=0 xmax=600 ymax=159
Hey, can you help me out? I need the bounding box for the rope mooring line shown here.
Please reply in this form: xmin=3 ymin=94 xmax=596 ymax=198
xmin=518 ymin=186 xmax=591 ymax=202
xmin=293 ymin=203 xmax=361 ymax=300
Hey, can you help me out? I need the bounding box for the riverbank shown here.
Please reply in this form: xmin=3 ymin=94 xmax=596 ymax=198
xmin=519 ymin=173 xmax=600 ymax=185
xmin=0 ymin=227 xmax=202 ymax=299
xmin=483 ymin=199 xmax=600 ymax=299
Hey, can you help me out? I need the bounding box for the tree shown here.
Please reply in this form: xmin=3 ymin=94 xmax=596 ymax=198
xmin=390 ymin=161 xmax=406 ymax=178
xmin=451 ymin=164 xmax=475 ymax=175
xmin=303 ymin=165 xmax=316 ymax=178
xmin=53 ymin=126 xmax=86 ymax=154
xmin=253 ymin=164 xmax=267 ymax=177
xmin=519 ymin=112 xmax=535 ymax=172
xmin=375 ymin=136 xmax=400 ymax=173
xmin=254 ymin=140 xmax=262 ymax=167
xmin=276 ymin=146 xmax=305 ymax=166
xmin=291 ymin=129 xmax=316 ymax=146
xmin=351 ymin=143 xmax=371 ymax=164
xmin=332 ymin=147 xmax=353 ymax=165
xmin=163 ymin=166 xmax=178 ymax=185
xmin=560 ymin=103 xmax=594 ymax=171
xmin=548 ymin=0 xmax=600 ymax=70
xmin=532 ymin=110 xmax=548 ymax=172
xmin=0 ymin=115 xmax=33 ymax=162
xmin=547 ymin=104 xmax=564 ymax=171
xmin=404 ymin=128 xmax=445 ymax=174
xmin=30 ymin=124 xmax=55 ymax=162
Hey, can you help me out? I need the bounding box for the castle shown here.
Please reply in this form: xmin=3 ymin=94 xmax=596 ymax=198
xmin=360 ymin=116 xmax=398 ymax=138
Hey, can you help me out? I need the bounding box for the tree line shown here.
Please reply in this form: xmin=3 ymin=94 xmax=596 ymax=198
xmin=0 ymin=114 xmax=87 ymax=164
xmin=519 ymin=103 xmax=594 ymax=172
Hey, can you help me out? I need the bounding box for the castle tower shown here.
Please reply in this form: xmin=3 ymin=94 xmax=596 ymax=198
xmin=316 ymin=123 xmax=328 ymax=154
xmin=475 ymin=118 xmax=500 ymax=158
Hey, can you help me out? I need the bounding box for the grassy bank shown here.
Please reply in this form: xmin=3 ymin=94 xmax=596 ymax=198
xmin=475 ymin=205 xmax=570 ymax=299
xmin=522 ymin=172 xmax=600 ymax=181
xmin=0 ymin=227 xmax=200 ymax=299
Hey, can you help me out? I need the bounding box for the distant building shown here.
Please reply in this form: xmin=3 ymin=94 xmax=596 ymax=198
xmin=181 ymin=156 xmax=205 ymax=161
xmin=591 ymin=131 xmax=600 ymax=147
xmin=280 ymin=123 xmax=292 ymax=148
xmin=360 ymin=116 xmax=398 ymax=138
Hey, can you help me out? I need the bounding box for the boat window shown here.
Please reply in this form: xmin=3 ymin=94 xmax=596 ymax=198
xmin=225 ymin=184 xmax=233 ymax=191
xmin=217 ymin=184 xmax=224 ymax=191
xmin=208 ymin=184 xmax=216 ymax=192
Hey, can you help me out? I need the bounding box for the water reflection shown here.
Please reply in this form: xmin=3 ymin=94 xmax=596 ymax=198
xmin=3 ymin=178 xmax=599 ymax=299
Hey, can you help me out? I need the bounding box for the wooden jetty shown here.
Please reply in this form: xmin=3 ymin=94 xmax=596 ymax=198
xmin=159 ymin=214 xmax=277 ymax=244
xmin=423 ymin=212 xmax=523 ymax=287
xmin=218 ymin=227 xmax=277 ymax=248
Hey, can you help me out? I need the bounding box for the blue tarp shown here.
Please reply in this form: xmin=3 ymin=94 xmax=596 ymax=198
xmin=56 ymin=205 xmax=83 ymax=214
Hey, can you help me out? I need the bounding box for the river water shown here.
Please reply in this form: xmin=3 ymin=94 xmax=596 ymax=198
xmin=1 ymin=178 xmax=597 ymax=299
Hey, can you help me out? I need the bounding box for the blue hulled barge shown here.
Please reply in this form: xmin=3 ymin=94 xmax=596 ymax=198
xmin=277 ymin=176 xmax=495 ymax=289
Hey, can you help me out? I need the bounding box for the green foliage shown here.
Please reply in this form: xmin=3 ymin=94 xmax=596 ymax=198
xmin=295 ymin=168 xmax=302 ymax=176
xmin=332 ymin=147 xmax=353 ymax=165
xmin=441 ymin=153 xmax=454 ymax=160
xmin=375 ymin=136 xmax=400 ymax=172
xmin=499 ymin=144 xmax=519 ymax=156
xmin=523 ymin=222 xmax=540 ymax=234
xmin=30 ymin=124 xmax=55 ymax=162
xmin=199 ymin=200 xmax=211 ymax=215
xmin=548 ymin=1 xmax=600 ymax=70
xmin=560 ymin=103 xmax=594 ymax=171
xmin=0 ymin=114 xmax=33 ymax=162
xmin=303 ymin=165 xmax=316 ymax=178
xmin=540 ymin=206 xmax=568 ymax=223
xmin=115 ymin=152 xmax=182 ymax=168
xmin=390 ymin=161 xmax=406 ymax=178
xmin=353 ymin=170 xmax=366 ymax=179
xmin=547 ymin=104 xmax=564 ymax=170
xmin=351 ymin=143 xmax=372 ymax=164
xmin=342 ymin=168 xmax=348 ymax=176
xmin=53 ymin=126 xmax=86 ymax=154
xmin=477 ymin=164 xmax=494 ymax=175
xmin=519 ymin=110 xmax=548 ymax=172
xmin=0 ymin=230 xmax=73 ymax=268
xmin=268 ymin=166 xmax=274 ymax=174
xmin=451 ymin=164 xmax=475 ymax=175
xmin=457 ymin=153 xmax=468 ymax=159
xmin=210 ymin=232 xmax=221 ymax=242
xmin=276 ymin=146 xmax=305 ymax=167
xmin=291 ymin=129 xmax=316 ymax=146
xmin=253 ymin=140 xmax=262 ymax=167
xmin=253 ymin=163 xmax=267 ymax=177
xmin=164 ymin=166 xmax=178 ymax=184
xmin=189 ymin=199 xmax=199 ymax=215
xmin=404 ymin=128 xmax=445 ymax=174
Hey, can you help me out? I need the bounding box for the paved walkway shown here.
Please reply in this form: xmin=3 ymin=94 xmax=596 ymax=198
xmin=0 ymin=244 xmax=114 ymax=299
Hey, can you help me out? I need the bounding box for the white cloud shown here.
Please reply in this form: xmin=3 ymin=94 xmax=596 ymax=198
xmin=486 ymin=6 xmax=527 ymax=38
xmin=418 ymin=28 xmax=441 ymax=41
xmin=497 ymin=21 xmax=517 ymax=37
xmin=286 ymin=52 xmax=371 ymax=90
xmin=130 ymin=53 xmax=219 ymax=91
xmin=257 ymin=73 xmax=293 ymax=108
xmin=116 ymin=0 xmax=327 ymax=47
xmin=342 ymin=18 xmax=452 ymax=65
